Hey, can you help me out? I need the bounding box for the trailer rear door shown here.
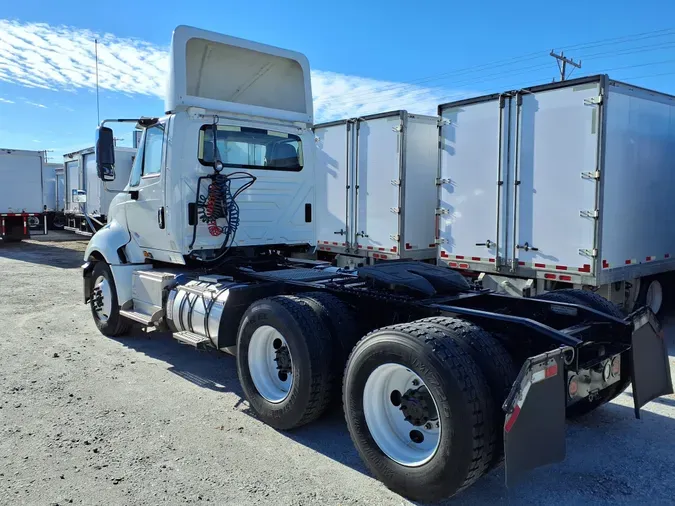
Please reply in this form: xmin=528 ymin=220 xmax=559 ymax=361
xmin=83 ymin=152 xmax=101 ymax=215
xmin=315 ymin=121 xmax=352 ymax=250
xmin=354 ymin=113 xmax=403 ymax=254
xmin=65 ymin=160 xmax=80 ymax=213
xmin=508 ymin=81 xmax=601 ymax=276
xmin=0 ymin=150 xmax=44 ymax=213
xmin=438 ymin=96 xmax=511 ymax=269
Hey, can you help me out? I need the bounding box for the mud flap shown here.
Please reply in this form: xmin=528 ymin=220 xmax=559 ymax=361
xmin=630 ymin=308 xmax=674 ymax=418
xmin=82 ymin=261 xmax=94 ymax=304
xmin=502 ymin=348 xmax=567 ymax=487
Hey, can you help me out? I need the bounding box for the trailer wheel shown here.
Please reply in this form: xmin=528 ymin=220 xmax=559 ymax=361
xmin=343 ymin=322 xmax=495 ymax=502
xmin=89 ymin=261 xmax=131 ymax=337
xmin=535 ymin=289 xmax=630 ymax=416
xmin=637 ymin=277 xmax=665 ymax=317
xmin=237 ymin=295 xmax=334 ymax=430
xmin=415 ymin=316 xmax=516 ymax=469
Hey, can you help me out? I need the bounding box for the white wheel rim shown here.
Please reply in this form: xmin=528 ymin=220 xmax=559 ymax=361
xmin=248 ymin=325 xmax=293 ymax=403
xmin=363 ymin=363 xmax=441 ymax=467
xmin=92 ymin=275 xmax=113 ymax=322
xmin=646 ymin=280 xmax=663 ymax=315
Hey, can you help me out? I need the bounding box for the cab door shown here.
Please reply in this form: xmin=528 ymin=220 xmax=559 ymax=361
xmin=125 ymin=120 xmax=172 ymax=254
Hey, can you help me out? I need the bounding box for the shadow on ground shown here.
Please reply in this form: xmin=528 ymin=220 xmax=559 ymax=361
xmin=0 ymin=237 xmax=87 ymax=269
xmin=113 ymin=326 xmax=675 ymax=505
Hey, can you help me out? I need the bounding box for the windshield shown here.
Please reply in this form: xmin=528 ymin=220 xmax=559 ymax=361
xmin=198 ymin=125 xmax=303 ymax=171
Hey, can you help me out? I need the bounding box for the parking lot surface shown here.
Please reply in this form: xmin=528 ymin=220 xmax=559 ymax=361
xmin=1 ymin=233 xmax=674 ymax=505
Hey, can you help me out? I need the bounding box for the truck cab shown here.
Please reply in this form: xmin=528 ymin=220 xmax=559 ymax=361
xmin=87 ymin=25 xmax=316 ymax=269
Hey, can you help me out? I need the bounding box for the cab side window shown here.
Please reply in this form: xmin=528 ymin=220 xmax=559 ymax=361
xmin=143 ymin=125 xmax=164 ymax=177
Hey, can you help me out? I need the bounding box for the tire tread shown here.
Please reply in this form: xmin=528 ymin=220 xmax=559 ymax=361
xmin=345 ymin=321 xmax=495 ymax=498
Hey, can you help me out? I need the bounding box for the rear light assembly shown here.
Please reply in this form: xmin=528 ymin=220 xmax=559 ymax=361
xmin=568 ymin=374 xmax=579 ymax=397
xmin=611 ymin=355 xmax=621 ymax=377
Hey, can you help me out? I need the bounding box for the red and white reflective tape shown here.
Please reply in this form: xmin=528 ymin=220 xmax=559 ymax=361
xmin=0 ymin=213 xmax=38 ymax=217
xmin=504 ymin=361 xmax=559 ymax=433
xmin=440 ymin=252 xmax=496 ymax=264
xmin=602 ymin=253 xmax=672 ymax=269
xmin=519 ymin=261 xmax=591 ymax=273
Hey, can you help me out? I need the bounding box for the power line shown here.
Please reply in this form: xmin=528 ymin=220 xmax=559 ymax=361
xmin=331 ymin=26 xmax=675 ymax=104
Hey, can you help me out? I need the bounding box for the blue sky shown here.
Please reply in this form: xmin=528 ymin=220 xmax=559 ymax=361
xmin=1 ymin=0 xmax=675 ymax=160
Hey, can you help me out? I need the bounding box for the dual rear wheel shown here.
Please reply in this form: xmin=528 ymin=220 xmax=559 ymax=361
xmin=237 ymin=295 xmax=516 ymax=502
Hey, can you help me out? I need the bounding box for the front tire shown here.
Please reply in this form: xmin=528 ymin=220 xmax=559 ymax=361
xmin=90 ymin=261 xmax=131 ymax=337
xmin=237 ymin=295 xmax=335 ymax=430
xmin=343 ymin=322 xmax=495 ymax=502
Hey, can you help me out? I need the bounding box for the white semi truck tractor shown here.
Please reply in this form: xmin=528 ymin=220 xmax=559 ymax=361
xmin=82 ymin=25 xmax=673 ymax=503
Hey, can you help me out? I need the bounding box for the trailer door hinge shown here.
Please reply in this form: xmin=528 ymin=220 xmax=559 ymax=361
xmin=579 ymin=248 xmax=598 ymax=258
xmin=580 ymin=209 xmax=599 ymax=219
xmin=390 ymin=179 xmax=401 ymax=186
xmin=436 ymin=177 xmax=451 ymax=185
xmin=435 ymin=208 xmax=449 ymax=215
xmin=390 ymin=234 xmax=400 ymax=241
xmin=434 ymin=238 xmax=446 ymax=245
xmin=390 ymin=207 xmax=400 ymax=214
xmin=392 ymin=125 xmax=403 ymax=132
xmin=438 ymin=118 xmax=451 ymax=127
xmin=584 ymin=95 xmax=603 ymax=106
xmin=581 ymin=170 xmax=600 ymax=180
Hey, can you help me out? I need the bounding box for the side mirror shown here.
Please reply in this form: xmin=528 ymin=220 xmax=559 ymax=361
xmin=95 ymin=126 xmax=116 ymax=181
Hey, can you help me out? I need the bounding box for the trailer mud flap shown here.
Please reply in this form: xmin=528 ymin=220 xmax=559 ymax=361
xmin=502 ymin=348 xmax=567 ymax=487
xmin=630 ymin=308 xmax=673 ymax=418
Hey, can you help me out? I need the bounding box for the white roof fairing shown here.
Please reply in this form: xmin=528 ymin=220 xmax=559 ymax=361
xmin=166 ymin=25 xmax=313 ymax=124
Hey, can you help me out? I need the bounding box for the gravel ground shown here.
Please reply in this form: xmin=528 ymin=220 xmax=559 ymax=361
xmin=1 ymin=232 xmax=675 ymax=506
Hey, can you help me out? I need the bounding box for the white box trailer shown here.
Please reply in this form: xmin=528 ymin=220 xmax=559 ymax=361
xmin=314 ymin=110 xmax=438 ymax=266
xmin=42 ymin=162 xmax=66 ymax=229
xmin=0 ymin=148 xmax=47 ymax=241
xmin=437 ymin=74 xmax=675 ymax=316
xmin=63 ymin=146 xmax=136 ymax=235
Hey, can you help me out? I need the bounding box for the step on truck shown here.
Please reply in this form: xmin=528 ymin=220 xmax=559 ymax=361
xmin=0 ymin=148 xmax=48 ymax=242
xmin=81 ymin=25 xmax=673 ymax=503
xmin=437 ymin=77 xmax=675 ymax=319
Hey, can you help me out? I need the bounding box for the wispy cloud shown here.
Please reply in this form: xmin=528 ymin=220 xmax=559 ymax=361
xmin=25 ymin=100 xmax=47 ymax=108
xmin=0 ymin=19 xmax=471 ymax=121
xmin=0 ymin=97 xmax=14 ymax=104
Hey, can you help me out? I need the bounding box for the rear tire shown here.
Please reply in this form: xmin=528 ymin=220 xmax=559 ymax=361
xmin=535 ymin=288 xmax=629 ymax=416
xmin=536 ymin=288 xmax=624 ymax=318
xmin=301 ymin=291 xmax=360 ymax=361
xmin=237 ymin=295 xmax=335 ymax=430
xmin=343 ymin=322 xmax=495 ymax=502
xmin=416 ymin=316 xmax=517 ymax=469
xmin=90 ymin=261 xmax=131 ymax=337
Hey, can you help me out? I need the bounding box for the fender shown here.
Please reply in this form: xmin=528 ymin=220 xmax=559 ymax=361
xmin=82 ymin=215 xmax=148 ymax=307
xmin=83 ymin=217 xmax=144 ymax=265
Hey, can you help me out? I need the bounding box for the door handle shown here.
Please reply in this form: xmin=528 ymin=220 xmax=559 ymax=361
xmin=476 ymin=239 xmax=494 ymax=248
xmin=157 ymin=207 xmax=165 ymax=229
xmin=516 ymin=242 xmax=538 ymax=252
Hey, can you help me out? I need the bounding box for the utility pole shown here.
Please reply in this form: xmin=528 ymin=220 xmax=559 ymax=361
xmin=550 ymin=50 xmax=581 ymax=81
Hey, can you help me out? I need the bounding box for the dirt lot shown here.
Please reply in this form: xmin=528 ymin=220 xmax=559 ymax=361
xmin=1 ymin=232 xmax=674 ymax=506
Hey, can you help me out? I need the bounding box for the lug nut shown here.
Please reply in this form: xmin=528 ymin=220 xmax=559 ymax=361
xmin=424 ymin=422 xmax=432 ymax=430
